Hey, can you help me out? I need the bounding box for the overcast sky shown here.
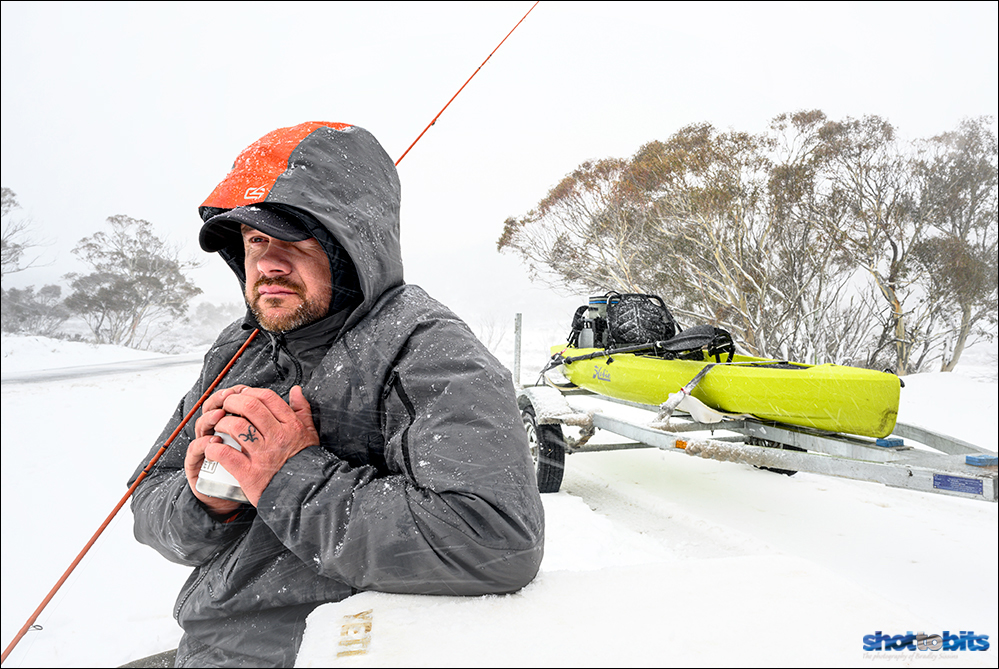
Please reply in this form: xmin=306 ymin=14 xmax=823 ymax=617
xmin=2 ymin=1 xmax=997 ymax=337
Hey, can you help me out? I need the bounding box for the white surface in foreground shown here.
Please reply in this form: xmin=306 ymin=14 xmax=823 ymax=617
xmin=298 ymin=548 xmax=914 ymax=667
xmin=0 ymin=335 xmax=995 ymax=667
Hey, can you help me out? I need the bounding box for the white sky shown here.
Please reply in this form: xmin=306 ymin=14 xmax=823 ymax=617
xmin=2 ymin=1 xmax=997 ymax=334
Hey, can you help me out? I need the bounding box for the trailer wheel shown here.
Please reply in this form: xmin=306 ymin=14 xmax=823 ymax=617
xmin=748 ymin=437 xmax=803 ymax=476
xmin=522 ymin=405 xmax=566 ymax=493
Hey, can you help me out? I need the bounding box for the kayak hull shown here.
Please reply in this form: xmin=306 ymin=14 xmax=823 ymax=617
xmin=554 ymin=346 xmax=901 ymax=438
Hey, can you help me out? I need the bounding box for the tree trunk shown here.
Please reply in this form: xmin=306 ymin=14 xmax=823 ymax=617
xmin=940 ymin=305 xmax=972 ymax=372
xmin=872 ymin=272 xmax=909 ymax=375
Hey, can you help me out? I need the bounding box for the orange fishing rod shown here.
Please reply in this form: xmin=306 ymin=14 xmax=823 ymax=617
xmin=396 ymin=0 xmax=540 ymax=166
xmin=1 ymin=3 xmax=540 ymax=664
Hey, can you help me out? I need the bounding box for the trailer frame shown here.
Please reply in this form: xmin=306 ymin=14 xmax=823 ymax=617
xmin=516 ymin=385 xmax=997 ymax=503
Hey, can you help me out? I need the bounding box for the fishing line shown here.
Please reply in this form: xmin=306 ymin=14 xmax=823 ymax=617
xmin=2 ymin=3 xmax=541 ymax=663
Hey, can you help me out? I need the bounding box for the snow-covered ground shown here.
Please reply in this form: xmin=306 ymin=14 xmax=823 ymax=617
xmin=1 ymin=332 xmax=996 ymax=667
xmin=0 ymin=335 xmax=173 ymax=374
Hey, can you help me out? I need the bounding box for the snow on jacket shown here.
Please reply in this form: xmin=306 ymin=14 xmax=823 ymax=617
xmin=129 ymin=123 xmax=544 ymax=668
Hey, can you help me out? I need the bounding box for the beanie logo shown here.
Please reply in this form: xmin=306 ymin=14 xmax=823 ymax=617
xmin=244 ymin=186 xmax=268 ymax=200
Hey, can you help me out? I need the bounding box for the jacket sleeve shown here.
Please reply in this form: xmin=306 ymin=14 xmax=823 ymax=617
xmin=129 ymin=366 xmax=251 ymax=567
xmin=255 ymin=317 xmax=545 ymax=595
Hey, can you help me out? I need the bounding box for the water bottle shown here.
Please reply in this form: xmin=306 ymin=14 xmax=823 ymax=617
xmin=195 ymin=432 xmax=250 ymax=503
xmin=587 ymin=295 xmax=609 ymax=347
xmin=578 ymin=321 xmax=595 ymax=348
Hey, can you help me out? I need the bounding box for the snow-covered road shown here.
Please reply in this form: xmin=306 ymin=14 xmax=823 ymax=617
xmin=0 ymin=354 xmax=203 ymax=384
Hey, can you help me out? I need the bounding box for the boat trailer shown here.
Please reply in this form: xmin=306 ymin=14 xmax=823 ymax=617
xmin=517 ymin=385 xmax=998 ymax=503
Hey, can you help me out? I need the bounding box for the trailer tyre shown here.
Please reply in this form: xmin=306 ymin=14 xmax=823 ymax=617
xmin=748 ymin=437 xmax=803 ymax=476
xmin=522 ymin=405 xmax=566 ymax=493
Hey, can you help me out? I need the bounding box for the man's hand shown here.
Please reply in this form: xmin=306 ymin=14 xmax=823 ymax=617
xmin=189 ymin=385 xmax=319 ymax=507
xmin=184 ymin=433 xmax=243 ymax=518
xmin=184 ymin=385 xmax=255 ymax=517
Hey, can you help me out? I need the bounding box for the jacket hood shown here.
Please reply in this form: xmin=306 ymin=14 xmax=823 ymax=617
xmin=200 ymin=122 xmax=404 ymax=331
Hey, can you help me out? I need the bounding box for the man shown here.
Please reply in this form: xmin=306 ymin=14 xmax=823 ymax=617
xmin=129 ymin=122 xmax=544 ymax=668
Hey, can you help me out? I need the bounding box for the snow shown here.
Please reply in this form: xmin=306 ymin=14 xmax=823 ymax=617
xmin=1 ymin=334 xmax=996 ymax=667
xmin=0 ymin=334 xmax=171 ymax=373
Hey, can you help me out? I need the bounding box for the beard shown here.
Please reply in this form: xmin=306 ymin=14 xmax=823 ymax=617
xmin=247 ymin=276 xmax=330 ymax=332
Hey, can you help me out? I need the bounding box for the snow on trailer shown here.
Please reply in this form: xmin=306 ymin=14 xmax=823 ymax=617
xmin=517 ymin=385 xmax=998 ymax=503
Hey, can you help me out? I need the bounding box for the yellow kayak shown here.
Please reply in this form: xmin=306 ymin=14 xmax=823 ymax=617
xmin=552 ymin=345 xmax=901 ymax=438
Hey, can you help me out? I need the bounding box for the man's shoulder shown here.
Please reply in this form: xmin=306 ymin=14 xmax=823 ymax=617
xmin=340 ymin=284 xmax=476 ymax=358
xmin=366 ymin=284 xmax=459 ymax=324
xmin=350 ymin=284 xmax=473 ymax=341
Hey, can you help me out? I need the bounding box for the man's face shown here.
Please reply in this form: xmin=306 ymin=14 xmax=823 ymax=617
xmin=242 ymin=225 xmax=332 ymax=332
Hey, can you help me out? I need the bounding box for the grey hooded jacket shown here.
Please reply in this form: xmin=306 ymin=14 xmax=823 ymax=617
xmin=129 ymin=123 xmax=544 ymax=668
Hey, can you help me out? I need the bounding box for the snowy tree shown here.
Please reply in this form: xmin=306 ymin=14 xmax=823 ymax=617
xmin=64 ymin=215 xmax=202 ymax=348
xmin=1 ymin=188 xmax=65 ymax=336
xmin=498 ymin=117 xmax=859 ymax=361
xmin=498 ymin=113 xmax=998 ymax=371
xmin=0 ymin=284 xmax=70 ymax=336
xmin=1 ymin=187 xmax=43 ymax=281
xmin=910 ymin=117 xmax=998 ymax=371
xmin=810 ymin=115 xmax=931 ymax=374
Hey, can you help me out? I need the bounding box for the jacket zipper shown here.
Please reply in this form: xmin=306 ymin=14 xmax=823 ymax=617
xmin=388 ymin=373 xmax=418 ymax=480
xmin=174 ymin=558 xmax=213 ymax=621
xmin=173 ymin=528 xmax=250 ymax=622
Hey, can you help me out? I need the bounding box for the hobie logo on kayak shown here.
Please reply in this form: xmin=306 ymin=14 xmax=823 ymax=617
xmin=593 ymin=365 xmax=610 ymax=382
xmin=862 ymin=630 xmax=990 ymax=651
